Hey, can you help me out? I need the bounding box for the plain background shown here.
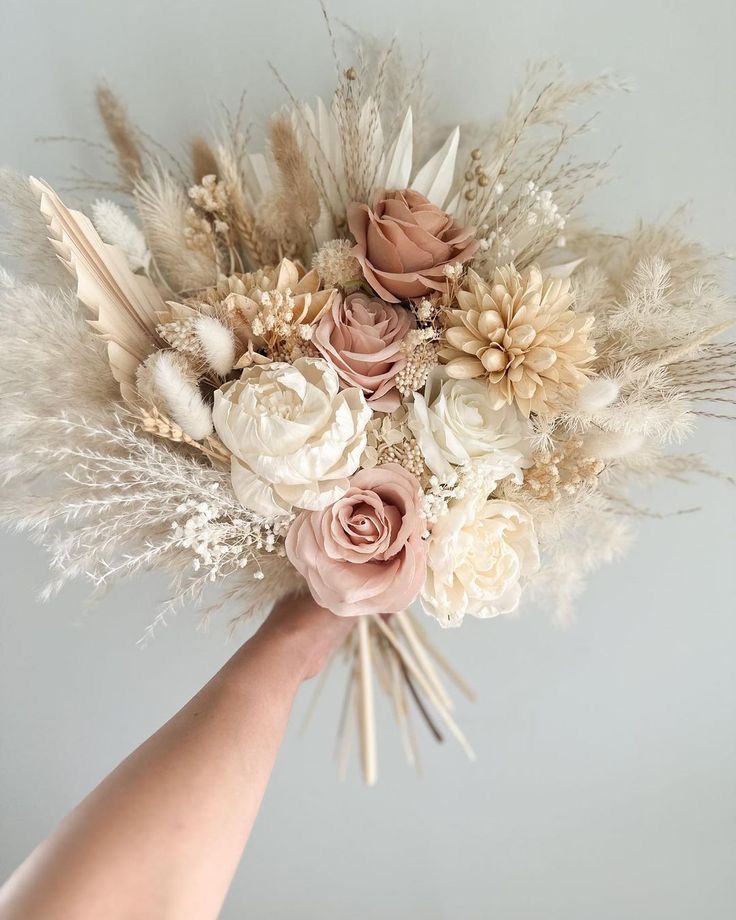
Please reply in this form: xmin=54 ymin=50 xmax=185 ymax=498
xmin=1 ymin=1 xmax=735 ymax=917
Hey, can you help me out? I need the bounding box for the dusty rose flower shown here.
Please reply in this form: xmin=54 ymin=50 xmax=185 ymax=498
xmin=313 ymin=291 xmax=414 ymax=411
xmin=285 ymin=464 xmax=427 ymax=617
xmin=347 ymin=189 xmax=479 ymax=302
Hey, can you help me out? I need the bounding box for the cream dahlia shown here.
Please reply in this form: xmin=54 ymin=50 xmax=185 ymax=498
xmin=439 ymin=265 xmax=595 ymax=416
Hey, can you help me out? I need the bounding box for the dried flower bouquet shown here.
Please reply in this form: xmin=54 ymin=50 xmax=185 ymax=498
xmin=1 ymin=28 xmax=734 ymax=783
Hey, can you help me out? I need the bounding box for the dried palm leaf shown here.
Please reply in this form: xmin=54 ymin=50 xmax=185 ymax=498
xmin=30 ymin=177 xmax=165 ymax=402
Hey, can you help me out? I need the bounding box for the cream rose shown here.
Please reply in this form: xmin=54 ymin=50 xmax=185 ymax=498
xmin=407 ymin=367 xmax=530 ymax=483
xmin=421 ymin=496 xmax=539 ymax=627
xmin=212 ymin=357 xmax=371 ymax=516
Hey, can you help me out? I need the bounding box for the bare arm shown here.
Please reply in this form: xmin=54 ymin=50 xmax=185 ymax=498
xmin=0 ymin=595 xmax=352 ymax=920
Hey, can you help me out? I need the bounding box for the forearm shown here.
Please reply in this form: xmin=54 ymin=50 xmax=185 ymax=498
xmin=0 ymin=596 xmax=350 ymax=920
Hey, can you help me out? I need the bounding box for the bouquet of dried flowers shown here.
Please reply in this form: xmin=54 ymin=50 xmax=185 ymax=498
xmin=1 ymin=27 xmax=733 ymax=783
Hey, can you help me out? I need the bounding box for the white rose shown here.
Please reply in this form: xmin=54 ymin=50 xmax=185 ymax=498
xmin=421 ymin=495 xmax=539 ymax=627
xmin=213 ymin=357 xmax=371 ymax=516
xmin=407 ymin=367 xmax=530 ymax=484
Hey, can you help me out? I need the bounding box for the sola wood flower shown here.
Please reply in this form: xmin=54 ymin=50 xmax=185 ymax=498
xmin=216 ymin=258 xmax=337 ymax=348
xmin=347 ymin=189 xmax=479 ymax=302
xmin=285 ymin=463 xmax=427 ymax=617
xmin=440 ymin=266 xmax=595 ymax=416
xmin=407 ymin=367 xmax=530 ymax=482
xmin=212 ymin=357 xmax=370 ymax=516
xmin=313 ymin=291 xmax=414 ymax=411
xmin=421 ymin=495 xmax=539 ymax=627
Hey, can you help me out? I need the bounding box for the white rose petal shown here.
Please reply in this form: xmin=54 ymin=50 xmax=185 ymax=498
xmin=407 ymin=367 xmax=531 ymax=485
xmin=421 ymin=495 xmax=539 ymax=628
xmin=213 ymin=357 xmax=371 ymax=516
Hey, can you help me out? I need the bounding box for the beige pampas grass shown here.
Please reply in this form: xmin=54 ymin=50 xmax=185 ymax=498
xmin=0 ymin=170 xmax=71 ymax=288
xmin=95 ymin=83 xmax=144 ymax=188
xmin=268 ymin=113 xmax=321 ymax=249
xmin=215 ymin=141 xmax=273 ymax=267
xmin=191 ymin=137 xmax=220 ymax=183
xmin=135 ymin=165 xmax=218 ymax=292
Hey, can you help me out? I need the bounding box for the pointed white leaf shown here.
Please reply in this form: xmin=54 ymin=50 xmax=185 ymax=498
xmin=411 ymin=126 xmax=460 ymax=207
xmin=444 ymin=190 xmax=461 ymax=217
xmin=246 ymin=152 xmax=273 ymax=198
xmin=383 ymin=108 xmax=414 ymax=190
xmin=545 ymin=257 xmax=585 ymax=279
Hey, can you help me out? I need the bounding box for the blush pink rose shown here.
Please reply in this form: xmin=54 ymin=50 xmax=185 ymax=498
xmin=347 ymin=188 xmax=479 ymax=303
xmin=313 ymin=291 xmax=414 ymax=412
xmin=285 ymin=463 xmax=427 ymax=617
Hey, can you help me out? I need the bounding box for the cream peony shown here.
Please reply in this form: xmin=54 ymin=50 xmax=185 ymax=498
xmin=421 ymin=496 xmax=539 ymax=627
xmin=407 ymin=367 xmax=530 ymax=483
xmin=212 ymin=357 xmax=371 ymax=516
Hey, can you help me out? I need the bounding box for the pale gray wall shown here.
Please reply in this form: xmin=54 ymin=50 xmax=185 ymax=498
xmin=1 ymin=1 xmax=735 ymax=917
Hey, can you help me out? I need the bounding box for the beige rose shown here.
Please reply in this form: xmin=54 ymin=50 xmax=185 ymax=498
xmin=313 ymin=291 xmax=414 ymax=411
xmin=285 ymin=464 xmax=427 ymax=617
xmin=347 ymin=189 xmax=478 ymax=302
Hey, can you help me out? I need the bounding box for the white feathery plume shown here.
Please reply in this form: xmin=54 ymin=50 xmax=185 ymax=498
xmin=581 ymin=430 xmax=645 ymax=460
xmin=194 ymin=316 xmax=236 ymax=377
xmin=91 ymin=199 xmax=151 ymax=273
xmin=137 ymin=351 xmax=213 ymax=441
xmin=574 ymin=377 xmax=620 ymax=413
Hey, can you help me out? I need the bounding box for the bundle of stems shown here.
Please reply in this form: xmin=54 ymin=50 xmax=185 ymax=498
xmin=303 ymin=610 xmax=476 ymax=784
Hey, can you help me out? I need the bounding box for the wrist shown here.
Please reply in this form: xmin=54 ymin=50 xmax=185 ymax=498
xmin=254 ymin=594 xmax=354 ymax=682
